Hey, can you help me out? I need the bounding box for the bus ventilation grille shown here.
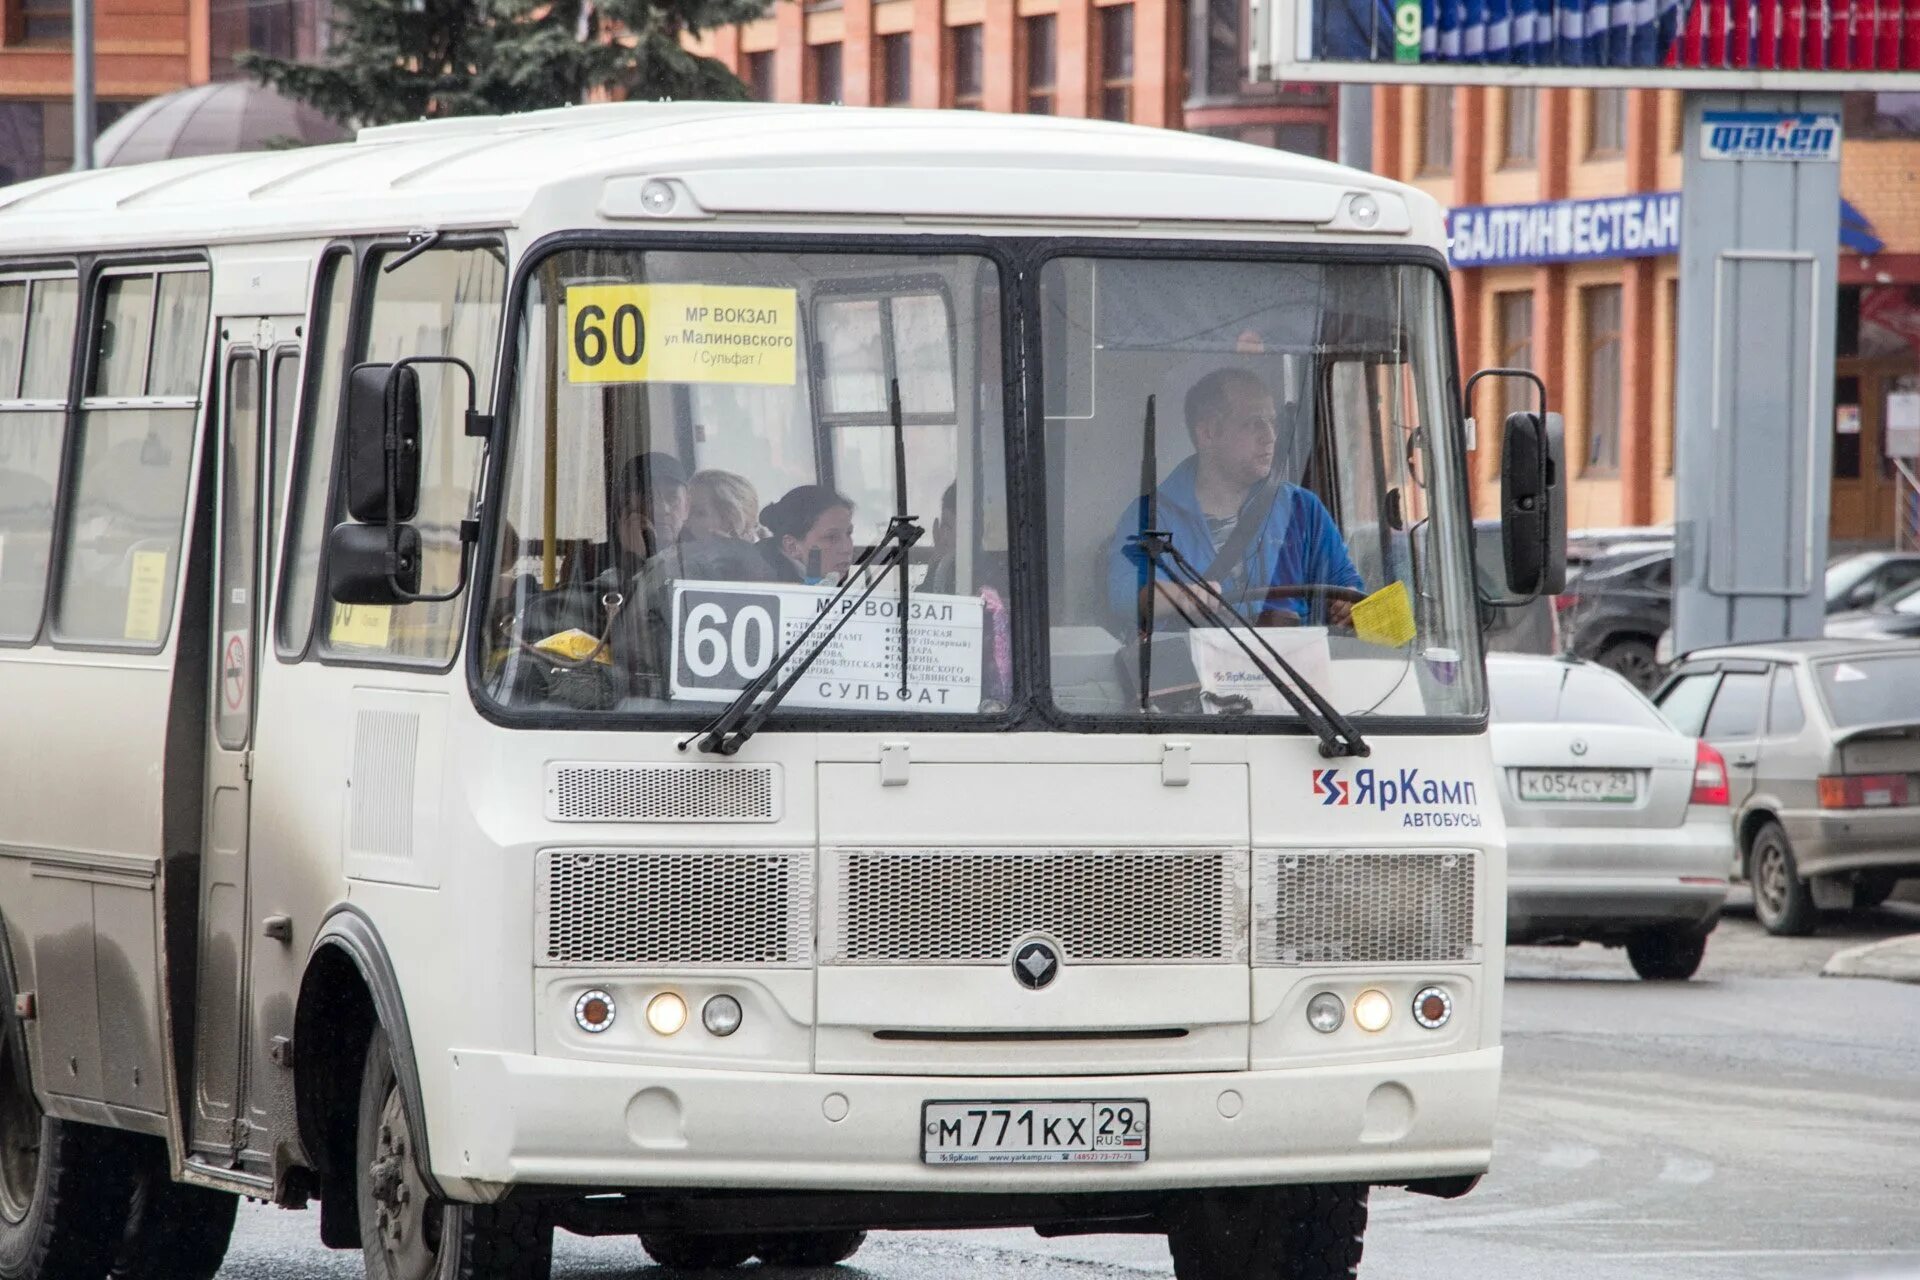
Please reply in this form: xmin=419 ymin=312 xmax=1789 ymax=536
xmin=538 ymin=849 xmax=812 ymax=966
xmin=1252 ymin=850 xmax=1479 ymax=966
xmin=820 ymin=849 xmax=1248 ymax=965
xmin=545 ymin=762 xmax=781 ymax=823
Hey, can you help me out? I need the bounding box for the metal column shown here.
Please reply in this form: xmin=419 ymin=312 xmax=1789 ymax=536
xmin=71 ymin=0 xmax=95 ymax=171
xmin=1670 ymin=92 xmax=1841 ymax=656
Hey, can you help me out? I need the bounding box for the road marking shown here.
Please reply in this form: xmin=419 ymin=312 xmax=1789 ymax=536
xmin=1596 ymin=1248 xmax=1920 ymax=1260
xmin=1656 ymin=1155 xmax=1715 ymax=1184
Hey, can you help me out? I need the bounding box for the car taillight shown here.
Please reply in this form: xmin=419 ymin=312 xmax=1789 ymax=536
xmin=1690 ymin=742 xmax=1730 ymax=806
xmin=1818 ymin=773 xmax=1914 ymax=809
xmin=1553 ymin=594 xmax=1577 ymax=614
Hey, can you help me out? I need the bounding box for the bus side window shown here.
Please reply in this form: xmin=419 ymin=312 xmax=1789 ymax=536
xmin=319 ymin=242 xmax=505 ymax=664
xmin=277 ymin=250 xmax=352 ymax=658
xmin=51 ymin=267 xmax=209 ymax=648
xmin=0 ymin=272 xmax=77 ymax=643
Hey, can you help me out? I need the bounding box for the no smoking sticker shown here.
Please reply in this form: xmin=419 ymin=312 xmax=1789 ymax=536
xmin=221 ymin=632 xmax=248 ymax=712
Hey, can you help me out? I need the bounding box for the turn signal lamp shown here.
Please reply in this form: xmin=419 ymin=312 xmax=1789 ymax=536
xmin=573 ymin=989 xmax=616 ymax=1034
xmin=1819 ymin=773 xmax=1913 ymax=810
xmin=1411 ymin=987 xmax=1453 ymax=1030
xmin=1352 ymin=989 xmax=1393 ymax=1034
xmin=1690 ymin=742 xmax=1730 ymax=806
xmin=645 ymin=991 xmax=689 ymax=1036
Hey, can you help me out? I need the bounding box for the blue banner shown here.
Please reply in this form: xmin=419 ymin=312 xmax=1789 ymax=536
xmin=1447 ymin=192 xmax=1682 ymax=268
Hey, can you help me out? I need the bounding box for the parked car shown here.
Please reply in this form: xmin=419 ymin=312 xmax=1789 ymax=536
xmin=1566 ymin=526 xmax=1672 ymax=573
xmin=1651 ymin=639 xmax=1920 ymax=936
xmin=1474 ymin=519 xmax=1560 ymax=655
xmin=1824 ymin=550 xmax=1920 ymax=614
xmin=1489 ymin=653 xmax=1732 ymax=980
xmin=1556 ymin=542 xmax=1674 ymax=690
xmin=1826 ymin=576 xmax=1920 ymax=640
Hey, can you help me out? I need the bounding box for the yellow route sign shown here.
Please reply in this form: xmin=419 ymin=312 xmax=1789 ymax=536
xmin=565 ymin=284 xmax=797 ymax=386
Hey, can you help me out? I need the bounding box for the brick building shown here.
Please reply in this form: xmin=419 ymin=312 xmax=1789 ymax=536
xmin=687 ymin=0 xmax=1337 ymax=151
xmin=1373 ymin=85 xmax=1920 ymax=545
xmin=0 ymin=0 xmax=322 ymax=182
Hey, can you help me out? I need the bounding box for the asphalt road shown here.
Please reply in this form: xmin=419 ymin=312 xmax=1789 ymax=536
xmin=218 ymin=892 xmax=1920 ymax=1280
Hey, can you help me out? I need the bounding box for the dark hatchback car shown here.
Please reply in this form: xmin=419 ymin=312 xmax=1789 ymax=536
xmin=1826 ymin=572 xmax=1920 ymax=641
xmin=1557 ymin=542 xmax=1674 ymax=690
xmin=1825 ymin=550 xmax=1920 ymax=615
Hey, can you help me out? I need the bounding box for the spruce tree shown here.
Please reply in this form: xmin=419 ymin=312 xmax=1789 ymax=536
xmin=242 ymin=0 xmax=772 ymax=127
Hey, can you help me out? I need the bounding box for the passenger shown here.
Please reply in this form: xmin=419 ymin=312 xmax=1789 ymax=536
xmin=1107 ymin=367 xmax=1363 ymax=628
xmin=759 ymin=485 xmax=857 ymax=585
xmin=922 ymin=482 xmax=959 ymax=595
xmin=684 ymin=469 xmax=764 ymax=543
xmin=610 ymin=451 xmax=689 ymax=576
xmin=642 ymin=469 xmax=769 ymax=586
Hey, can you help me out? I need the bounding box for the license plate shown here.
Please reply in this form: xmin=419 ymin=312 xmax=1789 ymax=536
xmin=921 ymin=1100 xmax=1149 ymax=1165
xmin=1516 ymin=768 xmax=1637 ymax=803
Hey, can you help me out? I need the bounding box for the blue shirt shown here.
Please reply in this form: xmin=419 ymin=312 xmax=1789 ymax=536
xmin=1107 ymin=457 xmax=1365 ymax=627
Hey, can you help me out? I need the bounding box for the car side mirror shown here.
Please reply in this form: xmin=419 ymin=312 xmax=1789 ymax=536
xmin=344 ymin=362 xmax=421 ymax=524
xmin=1848 ymin=581 xmax=1878 ymax=609
xmin=1499 ymin=410 xmax=1567 ymax=598
xmin=326 ymin=522 xmax=421 ymax=605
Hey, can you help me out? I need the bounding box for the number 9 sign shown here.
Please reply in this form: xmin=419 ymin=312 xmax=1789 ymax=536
xmin=674 ymin=589 xmax=781 ymax=693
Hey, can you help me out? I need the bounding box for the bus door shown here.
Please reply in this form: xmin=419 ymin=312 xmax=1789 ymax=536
xmin=190 ymin=318 xmax=299 ymax=1163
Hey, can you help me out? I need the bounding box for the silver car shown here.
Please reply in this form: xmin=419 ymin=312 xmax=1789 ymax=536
xmin=1490 ymin=654 xmax=1734 ymax=980
xmin=1652 ymin=639 xmax=1920 ymax=936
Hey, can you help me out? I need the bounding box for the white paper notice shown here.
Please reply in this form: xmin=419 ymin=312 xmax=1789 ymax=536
xmin=1188 ymin=626 xmax=1333 ymax=715
xmin=669 ymin=578 xmax=985 ymax=712
xmin=1886 ymin=393 xmax=1920 ymax=458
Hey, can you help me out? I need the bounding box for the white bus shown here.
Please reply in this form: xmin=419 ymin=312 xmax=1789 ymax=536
xmin=0 ymin=103 xmax=1562 ymax=1280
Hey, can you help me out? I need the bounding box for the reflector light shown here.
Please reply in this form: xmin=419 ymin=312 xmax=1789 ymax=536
xmin=701 ymin=994 xmax=744 ymax=1037
xmin=645 ymin=991 xmax=689 ymax=1036
xmin=1353 ymin=989 xmax=1393 ymax=1033
xmin=1306 ymin=992 xmax=1345 ymax=1034
xmin=573 ymin=989 xmax=616 ymax=1034
xmin=1691 ymin=741 xmax=1730 ymax=806
xmin=1819 ymin=773 xmax=1913 ymax=810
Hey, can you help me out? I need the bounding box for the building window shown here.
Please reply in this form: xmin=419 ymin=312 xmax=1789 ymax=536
xmin=1843 ymin=93 xmax=1920 ymax=139
xmin=950 ymin=24 xmax=983 ymax=109
xmin=1489 ymin=290 xmax=1535 ymax=476
xmin=1420 ymin=86 xmax=1453 ymax=174
xmin=16 ymin=0 xmax=69 ymax=42
xmin=1664 ymin=277 xmax=1678 ymax=475
xmin=810 ymin=42 xmax=844 ymax=104
xmin=1098 ymin=5 xmax=1134 ymax=122
xmin=1582 ymin=285 xmax=1623 ymax=475
xmin=1588 ymin=88 xmax=1627 ymax=157
xmin=879 ymin=32 xmax=911 ymax=106
xmin=1024 ymin=14 xmax=1056 ymax=115
xmin=1203 ymin=0 xmax=1242 ymax=99
xmin=1502 ymin=88 xmax=1536 ymax=167
xmin=209 ymin=0 xmax=326 ymax=78
xmin=744 ymin=50 xmax=775 ymax=101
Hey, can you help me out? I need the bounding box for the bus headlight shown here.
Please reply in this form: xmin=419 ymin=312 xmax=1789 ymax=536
xmin=645 ymin=991 xmax=689 ymax=1036
xmin=1305 ymin=992 xmax=1345 ymax=1034
xmin=701 ymin=994 xmax=744 ymax=1037
xmin=1352 ymin=989 xmax=1393 ymax=1033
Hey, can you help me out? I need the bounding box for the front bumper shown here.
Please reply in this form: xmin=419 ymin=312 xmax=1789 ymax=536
xmin=438 ymin=1047 xmax=1501 ymax=1195
xmin=1779 ymin=807 xmax=1920 ymax=879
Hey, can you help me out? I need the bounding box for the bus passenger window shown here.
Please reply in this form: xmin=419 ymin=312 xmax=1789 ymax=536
xmin=277 ymin=252 xmax=351 ymax=657
xmin=0 ymin=273 xmax=77 ymax=643
xmin=52 ymin=266 xmax=210 ymax=648
xmin=320 ymin=243 xmax=504 ymax=664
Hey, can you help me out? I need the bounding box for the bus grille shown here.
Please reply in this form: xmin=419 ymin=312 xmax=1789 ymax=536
xmin=1252 ymin=850 xmax=1479 ymax=966
xmin=538 ymin=849 xmax=812 ymax=966
xmin=545 ymin=763 xmax=780 ymax=823
xmin=820 ymin=849 xmax=1247 ymax=965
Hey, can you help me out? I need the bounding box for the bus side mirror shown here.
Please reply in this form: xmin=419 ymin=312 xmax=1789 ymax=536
xmin=326 ymin=522 xmax=422 ymax=605
xmin=1500 ymin=411 xmax=1567 ymax=598
xmin=344 ymin=362 xmax=421 ymax=524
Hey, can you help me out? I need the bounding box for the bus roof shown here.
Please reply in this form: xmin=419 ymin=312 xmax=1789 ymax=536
xmin=0 ymin=102 xmax=1441 ymax=255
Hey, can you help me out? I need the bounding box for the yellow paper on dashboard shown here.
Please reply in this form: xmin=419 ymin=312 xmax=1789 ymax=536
xmin=1350 ymin=581 xmax=1417 ymax=649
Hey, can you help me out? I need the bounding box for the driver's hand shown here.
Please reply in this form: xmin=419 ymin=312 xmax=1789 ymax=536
xmin=1327 ymin=598 xmax=1355 ymax=627
xmin=1151 ymin=580 xmax=1221 ymax=615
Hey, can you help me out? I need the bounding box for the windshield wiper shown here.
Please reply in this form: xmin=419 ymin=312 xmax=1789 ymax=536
xmin=1127 ymin=394 xmax=1368 ymax=758
xmin=679 ymin=519 xmax=922 ymax=757
xmin=887 ymin=378 xmax=916 ymax=700
xmin=1134 ymin=394 xmax=1160 ymax=713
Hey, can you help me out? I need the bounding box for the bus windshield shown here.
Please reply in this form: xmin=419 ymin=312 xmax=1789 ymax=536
xmin=479 ymin=245 xmax=1482 ymax=727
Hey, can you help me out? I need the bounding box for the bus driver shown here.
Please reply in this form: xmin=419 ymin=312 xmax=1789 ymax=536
xmin=1107 ymin=367 xmax=1364 ymax=630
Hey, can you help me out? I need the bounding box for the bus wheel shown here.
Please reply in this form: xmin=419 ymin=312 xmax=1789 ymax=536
xmin=755 ymin=1229 xmax=868 ymax=1266
xmin=356 ymin=1028 xmax=553 ymax=1280
xmin=1165 ymin=1184 xmax=1368 ymax=1280
xmin=637 ymin=1232 xmax=755 ymax=1268
xmin=0 ymin=1027 xmax=137 ymax=1280
xmin=108 ymin=1141 xmax=238 ymax=1280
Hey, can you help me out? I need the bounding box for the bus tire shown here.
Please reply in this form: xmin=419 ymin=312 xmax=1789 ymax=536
xmin=637 ymin=1232 xmax=756 ymax=1268
xmin=109 ymin=1143 xmax=238 ymax=1280
xmin=0 ymin=1026 xmax=138 ymax=1280
xmin=357 ymin=1027 xmax=553 ymax=1280
xmin=1165 ymin=1184 xmax=1368 ymax=1280
xmin=754 ymin=1229 xmax=868 ymax=1266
